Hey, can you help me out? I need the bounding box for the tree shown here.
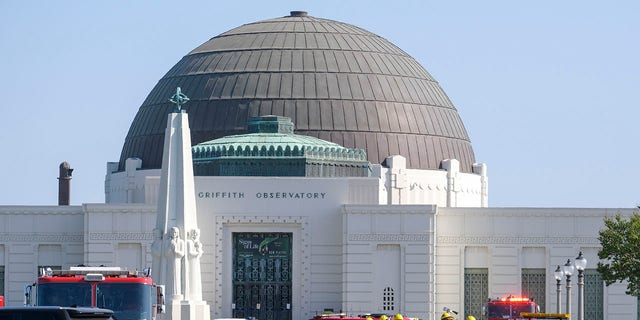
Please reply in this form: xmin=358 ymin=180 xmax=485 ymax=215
xmin=597 ymin=211 xmax=640 ymax=296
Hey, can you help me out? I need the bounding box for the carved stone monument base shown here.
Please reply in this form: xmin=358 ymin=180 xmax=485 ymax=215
xmin=167 ymin=300 xmax=210 ymax=320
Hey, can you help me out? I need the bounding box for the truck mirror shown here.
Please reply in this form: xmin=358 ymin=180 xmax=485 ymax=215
xmin=155 ymin=285 xmax=165 ymax=314
xmin=24 ymin=284 xmax=34 ymax=305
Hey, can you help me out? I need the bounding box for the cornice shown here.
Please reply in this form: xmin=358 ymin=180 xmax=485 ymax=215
xmin=350 ymin=233 xmax=431 ymax=242
xmin=89 ymin=232 xmax=154 ymax=241
xmin=0 ymin=206 xmax=83 ymax=215
xmin=0 ymin=204 xmax=157 ymax=215
xmin=82 ymin=203 xmax=156 ymax=214
xmin=437 ymin=207 xmax=636 ymax=218
xmin=437 ymin=235 xmax=599 ymax=245
xmin=0 ymin=233 xmax=83 ymax=242
xmin=342 ymin=204 xmax=437 ymax=215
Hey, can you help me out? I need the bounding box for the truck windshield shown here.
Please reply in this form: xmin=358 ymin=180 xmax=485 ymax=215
xmin=96 ymin=283 xmax=152 ymax=320
xmin=488 ymin=303 xmax=535 ymax=318
xmin=37 ymin=283 xmax=93 ymax=307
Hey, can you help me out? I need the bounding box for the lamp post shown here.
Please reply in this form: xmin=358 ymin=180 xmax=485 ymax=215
xmin=574 ymin=252 xmax=587 ymax=320
xmin=554 ymin=265 xmax=564 ymax=313
xmin=563 ymin=259 xmax=574 ymax=319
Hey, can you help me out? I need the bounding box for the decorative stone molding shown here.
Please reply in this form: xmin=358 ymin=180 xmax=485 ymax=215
xmin=409 ymin=182 xmax=448 ymax=192
xmin=349 ymin=233 xmax=431 ymax=242
xmin=0 ymin=233 xmax=83 ymax=242
xmin=437 ymin=236 xmax=599 ymax=245
xmin=83 ymin=204 xmax=156 ymax=214
xmin=438 ymin=207 xmax=636 ymax=218
xmin=0 ymin=206 xmax=83 ymax=215
xmin=89 ymin=232 xmax=154 ymax=241
xmin=343 ymin=205 xmax=437 ymax=215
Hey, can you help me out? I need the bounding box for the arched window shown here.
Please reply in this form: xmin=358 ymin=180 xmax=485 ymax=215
xmin=382 ymin=287 xmax=395 ymax=311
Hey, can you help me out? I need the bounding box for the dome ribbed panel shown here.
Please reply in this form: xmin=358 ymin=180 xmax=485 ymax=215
xmin=119 ymin=14 xmax=475 ymax=172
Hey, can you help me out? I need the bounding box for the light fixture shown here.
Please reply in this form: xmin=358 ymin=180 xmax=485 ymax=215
xmin=563 ymin=259 xmax=573 ymax=317
xmin=554 ymin=265 xmax=563 ymax=314
xmin=554 ymin=265 xmax=564 ymax=281
xmin=575 ymin=251 xmax=587 ymax=271
xmin=563 ymin=259 xmax=574 ymax=277
xmin=575 ymin=251 xmax=587 ymax=320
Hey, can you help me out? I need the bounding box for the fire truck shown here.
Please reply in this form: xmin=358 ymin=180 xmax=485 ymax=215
xmin=309 ymin=311 xmax=419 ymax=320
xmin=25 ymin=266 xmax=165 ymax=320
xmin=484 ymin=296 xmax=539 ymax=320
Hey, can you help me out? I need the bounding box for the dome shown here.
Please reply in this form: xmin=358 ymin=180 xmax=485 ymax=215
xmin=119 ymin=11 xmax=475 ymax=172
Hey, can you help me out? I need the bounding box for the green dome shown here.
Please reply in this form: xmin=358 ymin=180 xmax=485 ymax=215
xmin=192 ymin=116 xmax=369 ymax=177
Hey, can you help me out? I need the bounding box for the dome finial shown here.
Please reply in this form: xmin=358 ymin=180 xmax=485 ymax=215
xmin=289 ymin=11 xmax=307 ymax=17
xmin=169 ymin=87 xmax=190 ymax=113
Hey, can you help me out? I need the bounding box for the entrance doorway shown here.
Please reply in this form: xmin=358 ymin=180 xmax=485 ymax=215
xmin=232 ymin=232 xmax=292 ymax=320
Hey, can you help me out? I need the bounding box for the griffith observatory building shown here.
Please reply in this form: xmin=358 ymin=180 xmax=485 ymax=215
xmin=0 ymin=11 xmax=637 ymax=320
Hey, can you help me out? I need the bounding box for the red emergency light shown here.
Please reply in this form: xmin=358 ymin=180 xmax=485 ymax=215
xmin=499 ymin=296 xmax=530 ymax=302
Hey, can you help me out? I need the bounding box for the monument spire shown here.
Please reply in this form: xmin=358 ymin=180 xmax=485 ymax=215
xmin=169 ymin=87 xmax=190 ymax=112
xmin=152 ymin=87 xmax=210 ymax=320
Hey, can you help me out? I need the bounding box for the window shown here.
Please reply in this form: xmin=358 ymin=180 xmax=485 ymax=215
xmin=37 ymin=265 xmax=62 ymax=276
xmin=0 ymin=265 xmax=4 ymax=295
xmin=584 ymin=269 xmax=603 ymax=320
xmin=382 ymin=287 xmax=395 ymax=311
xmin=521 ymin=268 xmax=545 ymax=312
xmin=464 ymin=268 xmax=488 ymax=320
xmin=37 ymin=244 xmax=62 ymax=277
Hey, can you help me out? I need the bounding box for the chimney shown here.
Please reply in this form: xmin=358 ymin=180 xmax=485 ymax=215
xmin=58 ymin=162 xmax=73 ymax=205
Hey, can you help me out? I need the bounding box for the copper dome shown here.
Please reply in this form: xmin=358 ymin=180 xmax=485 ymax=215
xmin=119 ymin=11 xmax=475 ymax=172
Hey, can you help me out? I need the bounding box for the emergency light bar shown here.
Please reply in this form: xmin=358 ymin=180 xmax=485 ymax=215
xmin=499 ymin=297 xmax=530 ymax=302
xmin=70 ymin=267 xmax=123 ymax=272
xmin=48 ymin=267 xmax=138 ymax=277
xmin=84 ymin=274 xmax=106 ymax=281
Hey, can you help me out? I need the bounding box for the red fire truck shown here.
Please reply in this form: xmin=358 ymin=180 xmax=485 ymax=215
xmin=484 ymin=296 xmax=539 ymax=320
xmin=25 ymin=266 xmax=164 ymax=320
xmin=309 ymin=312 xmax=419 ymax=320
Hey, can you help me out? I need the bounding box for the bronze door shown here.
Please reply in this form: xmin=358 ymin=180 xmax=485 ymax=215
xmin=232 ymin=233 xmax=292 ymax=320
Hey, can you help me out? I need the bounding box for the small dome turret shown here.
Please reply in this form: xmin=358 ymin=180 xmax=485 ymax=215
xmin=192 ymin=116 xmax=369 ymax=177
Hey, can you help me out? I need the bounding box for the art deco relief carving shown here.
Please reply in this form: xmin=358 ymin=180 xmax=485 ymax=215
xmin=89 ymin=232 xmax=154 ymax=240
xmin=409 ymin=182 xmax=446 ymax=191
xmin=408 ymin=181 xmax=480 ymax=194
xmin=165 ymin=226 xmax=185 ymax=299
xmin=349 ymin=233 xmax=431 ymax=242
xmin=0 ymin=233 xmax=83 ymax=242
xmin=437 ymin=236 xmax=599 ymax=245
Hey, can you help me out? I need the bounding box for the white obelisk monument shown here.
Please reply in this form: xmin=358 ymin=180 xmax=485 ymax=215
xmin=152 ymin=87 xmax=211 ymax=320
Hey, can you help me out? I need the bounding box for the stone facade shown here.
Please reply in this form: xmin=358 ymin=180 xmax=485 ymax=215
xmin=1 ymin=188 xmax=636 ymax=319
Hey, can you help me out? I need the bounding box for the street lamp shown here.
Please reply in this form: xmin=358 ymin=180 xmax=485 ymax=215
xmin=554 ymin=265 xmax=564 ymax=313
xmin=563 ymin=259 xmax=574 ymax=319
xmin=574 ymin=252 xmax=587 ymax=320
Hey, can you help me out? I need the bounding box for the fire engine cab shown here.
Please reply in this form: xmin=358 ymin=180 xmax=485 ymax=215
xmin=25 ymin=266 xmax=165 ymax=320
xmin=484 ymin=296 xmax=539 ymax=320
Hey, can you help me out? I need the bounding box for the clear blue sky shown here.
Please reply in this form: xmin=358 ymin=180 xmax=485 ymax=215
xmin=1 ymin=1 xmax=638 ymax=207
